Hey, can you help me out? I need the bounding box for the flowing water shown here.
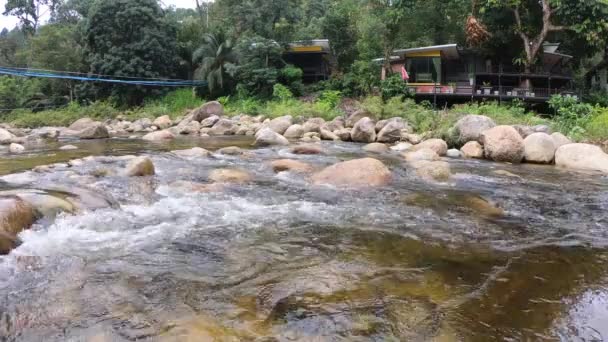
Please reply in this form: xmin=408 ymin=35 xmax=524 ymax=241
xmin=0 ymin=136 xmax=607 ymax=341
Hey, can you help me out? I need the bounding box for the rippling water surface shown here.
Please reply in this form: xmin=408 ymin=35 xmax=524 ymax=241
xmin=0 ymin=136 xmax=607 ymax=341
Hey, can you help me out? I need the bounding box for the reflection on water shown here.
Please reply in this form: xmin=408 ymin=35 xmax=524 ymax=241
xmin=0 ymin=136 xmax=607 ymax=341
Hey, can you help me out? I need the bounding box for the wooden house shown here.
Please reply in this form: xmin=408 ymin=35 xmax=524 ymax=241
xmin=378 ymin=43 xmax=576 ymax=103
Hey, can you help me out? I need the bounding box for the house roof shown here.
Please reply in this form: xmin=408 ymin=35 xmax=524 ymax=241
xmin=287 ymin=39 xmax=331 ymax=54
xmin=393 ymin=44 xmax=460 ymax=59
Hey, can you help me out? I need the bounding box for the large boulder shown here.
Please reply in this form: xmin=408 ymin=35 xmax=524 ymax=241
xmin=323 ymin=117 xmax=345 ymax=132
xmin=555 ymin=143 xmax=608 ymax=173
xmin=311 ymin=158 xmax=391 ymax=188
xmin=78 ymin=122 xmax=109 ymax=139
xmin=460 ymin=141 xmax=484 ymax=159
xmin=192 ymin=101 xmax=224 ymax=122
xmin=351 ymin=117 xmax=377 ymax=143
xmin=346 ymin=110 xmax=374 ymax=128
xmin=551 ymin=132 xmax=572 ymax=149
xmin=254 ymin=128 xmax=289 ymax=146
xmin=303 ymin=118 xmax=326 ymax=133
xmin=124 ymin=157 xmax=155 ymax=176
xmin=0 ymin=196 xmax=37 ymax=237
xmin=69 ymin=117 xmax=95 ymax=131
xmin=283 ymin=124 xmax=306 ymax=139
xmin=153 ymin=115 xmax=173 ymax=129
xmin=208 ymin=119 xmax=237 ymax=136
xmin=271 ymin=159 xmax=314 ymax=173
xmin=453 ymin=115 xmax=496 ymax=144
xmin=0 ymin=128 xmax=15 ymax=145
xmin=480 ymin=125 xmax=525 ymax=163
xmin=523 ymin=132 xmax=556 ymax=164
xmin=177 ymin=120 xmax=201 ymax=135
xmin=377 ymin=118 xmax=409 ymax=143
xmin=267 ymin=115 xmax=293 ymax=135
xmin=409 ymin=139 xmax=448 ymax=156
xmin=142 ymin=130 xmax=175 ymax=141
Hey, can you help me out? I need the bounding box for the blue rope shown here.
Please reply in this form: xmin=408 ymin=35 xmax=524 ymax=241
xmin=0 ymin=66 xmax=207 ymax=87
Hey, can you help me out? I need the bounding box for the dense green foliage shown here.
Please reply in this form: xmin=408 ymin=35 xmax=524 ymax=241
xmin=0 ymin=0 xmax=607 ymax=142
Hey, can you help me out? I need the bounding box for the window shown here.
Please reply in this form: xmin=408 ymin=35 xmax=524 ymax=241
xmin=406 ymin=57 xmax=442 ymax=84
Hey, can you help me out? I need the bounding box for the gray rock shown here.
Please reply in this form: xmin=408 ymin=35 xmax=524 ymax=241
xmin=172 ymin=147 xmax=211 ymax=158
xmin=254 ymin=128 xmax=289 ymax=146
xmin=78 ymin=122 xmax=109 ymax=139
xmin=0 ymin=128 xmax=15 ymax=145
xmin=191 ymin=101 xmax=224 ymax=122
xmin=8 ymin=143 xmax=25 ymax=154
xmin=523 ymin=132 xmax=556 ymax=164
xmin=480 ymin=126 xmax=525 ymax=163
xmin=409 ymin=139 xmax=448 ymax=156
xmin=346 ymin=110 xmax=375 ymax=128
xmin=124 ymin=156 xmax=155 ymax=176
xmin=555 ymin=143 xmax=608 ymax=173
xmin=551 ymin=132 xmax=572 ymax=148
xmin=320 ymin=128 xmax=340 ymax=141
xmin=391 ymin=142 xmax=413 ymax=152
xmin=69 ymin=118 xmax=95 ymax=131
xmin=283 ymin=124 xmax=305 ymax=139
xmin=334 ymin=128 xmax=351 ymax=141
xmin=268 ymin=115 xmax=293 ymax=135
xmin=311 ymin=158 xmax=391 ymax=188
xmin=363 ymin=142 xmax=389 ymax=153
xmin=142 ymin=130 xmax=175 ymax=141
xmin=153 ymin=115 xmax=172 ymax=129
xmin=377 ymin=118 xmax=409 ymax=143
xmin=453 ymin=115 xmax=496 ymax=144
xmin=60 ymin=145 xmax=78 ymax=151
xmin=351 ymin=117 xmax=376 ymax=143
xmin=460 ymin=141 xmax=484 ymax=159
xmin=303 ymin=118 xmax=326 ymax=133
xmin=208 ymin=119 xmax=237 ymax=136
xmin=200 ymin=115 xmax=220 ymax=128
xmin=446 ymin=149 xmax=462 ymax=158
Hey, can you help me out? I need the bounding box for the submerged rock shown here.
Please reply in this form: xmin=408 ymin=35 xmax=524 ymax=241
xmin=124 ymin=157 xmax=155 ymax=176
xmin=9 ymin=143 xmax=25 ymax=154
xmin=217 ymin=146 xmax=244 ymax=155
xmin=291 ymin=144 xmax=324 ymax=155
xmin=391 ymin=142 xmax=413 ymax=152
xmin=460 ymin=141 xmax=484 ymax=159
xmin=254 ymin=128 xmax=289 ymax=146
xmin=311 ymin=158 xmax=391 ymax=188
xmin=351 ymin=117 xmax=376 ymax=143
xmin=60 ymin=145 xmax=79 ymax=151
xmin=172 ymin=147 xmax=211 ymax=158
xmin=402 ymin=148 xmax=440 ymax=162
xmin=0 ymin=196 xmax=37 ymax=237
xmin=480 ymin=125 xmax=525 ymax=163
xmin=209 ymin=168 xmax=252 ymax=183
xmin=523 ymin=132 xmax=556 ymax=164
xmin=446 ymin=149 xmax=462 ymax=158
xmin=169 ymin=180 xmax=224 ymax=193
xmin=271 ymin=159 xmax=314 ymax=173
xmin=555 ymin=143 xmax=608 ymax=173
xmin=410 ymin=160 xmax=451 ymax=182
xmin=142 ymin=130 xmax=175 ymax=141
xmin=363 ymin=142 xmax=389 ymax=153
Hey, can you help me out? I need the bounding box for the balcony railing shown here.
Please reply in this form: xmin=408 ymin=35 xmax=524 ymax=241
xmin=408 ymin=84 xmax=577 ymax=100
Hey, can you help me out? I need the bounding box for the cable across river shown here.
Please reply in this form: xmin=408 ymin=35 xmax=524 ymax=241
xmin=0 ymin=66 xmax=207 ymax=87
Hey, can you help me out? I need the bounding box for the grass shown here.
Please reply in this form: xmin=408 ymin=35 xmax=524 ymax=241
xmin=2 ymin=89 xmax=607 ymax=146
xmin=2 ymin=89 xmax=203 ymax=128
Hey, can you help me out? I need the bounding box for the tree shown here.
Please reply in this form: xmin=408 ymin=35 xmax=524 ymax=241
xmin=481 ymin=0 xmax=608 ymax=77
xmin=83 ymin=0 xmax=178 ymax=105
xmin=26 ymin=24 xmax=84 ymax=101
xmin=3 ymin=0 xmax=61 ymax=35
xmin=231 ymin=36 xmax=285 ymax=98
xmin=193 ymin=31 xmax=237 ymax=93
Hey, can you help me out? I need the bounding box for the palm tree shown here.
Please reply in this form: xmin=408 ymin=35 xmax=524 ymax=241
xmin=193 ymin=31 xmax=237 ymax=93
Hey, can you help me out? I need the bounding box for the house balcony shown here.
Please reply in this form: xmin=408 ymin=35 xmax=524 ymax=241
xmin=408 ymin=84 xmax=578 ymax=102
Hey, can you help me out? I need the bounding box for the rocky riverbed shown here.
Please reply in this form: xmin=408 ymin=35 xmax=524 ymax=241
xmin=0 ymin=102 xmax=607 ymax=340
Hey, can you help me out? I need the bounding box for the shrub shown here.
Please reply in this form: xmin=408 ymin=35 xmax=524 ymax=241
xmin=548 ymin=95 xmax=594 ymax=139
xmin=272 ymin=84 xmax=294 ymax=102
xmin=584 ymin=107 xmax=608 ymax=142
xmin=380 ymin=74 xmax=411 ymax=101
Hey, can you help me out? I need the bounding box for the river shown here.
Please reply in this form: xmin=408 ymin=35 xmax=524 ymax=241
xmin=0 ymin=136 xmax=607 ymax=341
